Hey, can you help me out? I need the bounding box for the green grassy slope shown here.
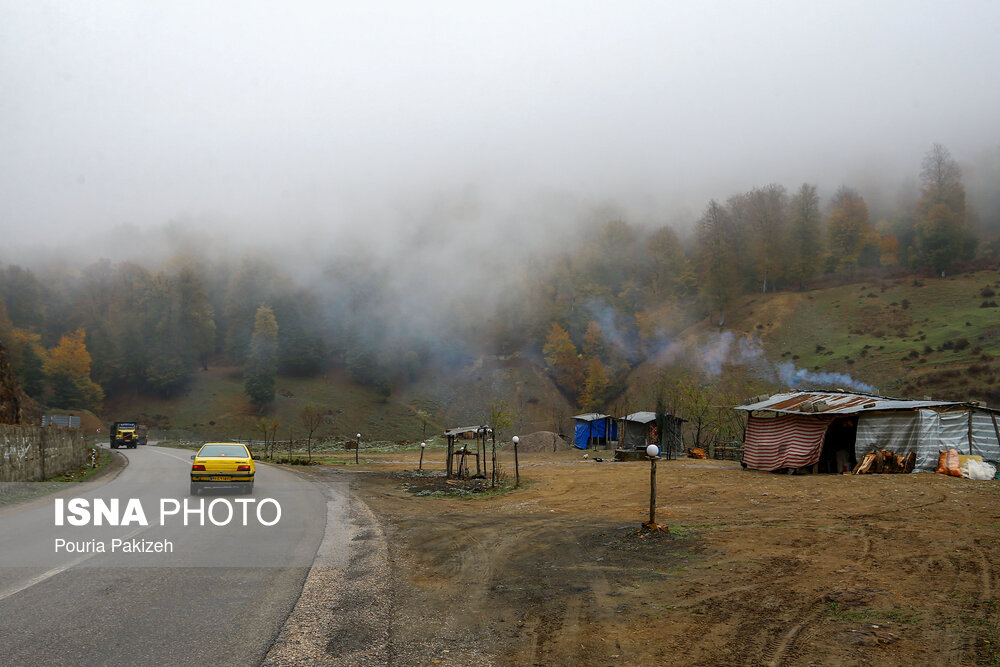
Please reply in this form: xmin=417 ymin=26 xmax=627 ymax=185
xmin=710 ymin=268 xmax=1000 ymax=401
xmin=103 ymin=353 xmax=577 ymax=443
xmin=103 ymin=365 xmax=431 ymax=442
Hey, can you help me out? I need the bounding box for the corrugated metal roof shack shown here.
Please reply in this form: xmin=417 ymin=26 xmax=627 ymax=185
xmin=619 ymin=412 xmax=685 ymax=457
xmin=734 ymin=391 xmax=1000 ymax=473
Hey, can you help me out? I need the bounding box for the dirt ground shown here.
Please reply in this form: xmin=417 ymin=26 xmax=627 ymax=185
xmin=318 ymin=448 xmax=1000 ymax=666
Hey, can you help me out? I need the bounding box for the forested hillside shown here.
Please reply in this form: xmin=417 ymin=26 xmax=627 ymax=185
xmin=0 ymin=143 xmax=997 ymax=442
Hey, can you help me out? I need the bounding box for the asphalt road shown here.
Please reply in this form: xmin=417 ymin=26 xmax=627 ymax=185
xmin=0 ymin=444 xmax=342 ymax=666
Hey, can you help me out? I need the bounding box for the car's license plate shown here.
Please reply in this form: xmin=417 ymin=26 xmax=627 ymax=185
xmin=210 ymin=476 xmax=232 ymax=481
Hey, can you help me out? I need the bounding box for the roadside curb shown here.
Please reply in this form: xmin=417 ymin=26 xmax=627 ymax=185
xmin=263 ymin=470 xmax=392 ymax=665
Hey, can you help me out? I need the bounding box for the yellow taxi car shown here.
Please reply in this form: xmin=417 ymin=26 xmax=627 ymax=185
xmin=190 ymin=443 xmax=256 ymax=495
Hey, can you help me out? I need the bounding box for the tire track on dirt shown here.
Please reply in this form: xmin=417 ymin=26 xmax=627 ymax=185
xmin=763 ymin=604 xmax=822 ymax=667
xmin=856 ymin=523 xmax=873 ymax=561
xmin=515 ymin=524 xmax=616 ymax=666
xmin=974 ymin=543 xmax=992 ymax=600
xmin=840 ymin=491 xmax=946 ymax=521
xmin=384 ymin=513 xmax=511 ymax=665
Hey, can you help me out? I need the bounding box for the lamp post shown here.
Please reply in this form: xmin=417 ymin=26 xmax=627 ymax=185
xmin=512 ymin=436 xmax=520 ymax=487
xmin=419 ymin=442 xmax=426 ymax=471
xmin=645 ymin=444 xmax=665 ymax=531
xmin=355 ymin=433 xmax=361 ymax=465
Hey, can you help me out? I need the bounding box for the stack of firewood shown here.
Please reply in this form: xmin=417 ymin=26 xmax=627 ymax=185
xmin=852 ymin=449 xmax=916 ymax=474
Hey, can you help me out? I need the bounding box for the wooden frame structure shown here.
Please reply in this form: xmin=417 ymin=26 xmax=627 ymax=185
xmin=444 ymin=425 xmax=495 ymax=480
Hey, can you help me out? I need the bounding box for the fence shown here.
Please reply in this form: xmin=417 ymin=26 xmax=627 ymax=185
xmin=0 ymin=425 xmax=88 ymax=482
xmin=41 ymin=415 xmax=81 ymax=428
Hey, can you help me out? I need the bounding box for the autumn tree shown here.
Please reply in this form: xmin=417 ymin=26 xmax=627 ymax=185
xmin=787 ymin=184 xmax=822 ymax=287
xmin=43 ymin=329 xmax=104 ymax=410
xmin=224 ymin=259 xmax=293 ymax=362
xmin=742 ymin=184 xmax=790 ymax=292
xmin=245 ymin=306 xmax=279 ymax=410
xmin=582 ymin=321 xmax=606 ymax=360
xmin=645 ymin=225 xmax=687 ymax=299
xmin=878 ymin=233 xmax=900 ymax=267
xmin=0 ymin=310 xmax=46 ymax=399
xmin=580 ymin=357 xmax=609 ymax=412
xmin=486 ymin=400 xmax=515 ymax=443
xmin=542 ymin=322 xmax=584 ymax=398
xmin=915 ymin=143 xmax=976 ymax=272
xmin=826 ymin=187 xmax=879 ymax=274
xmin=918 ymin=143 xmax=966 ymax=219
xmin=695 ymin=200 xmax=741 ymax=327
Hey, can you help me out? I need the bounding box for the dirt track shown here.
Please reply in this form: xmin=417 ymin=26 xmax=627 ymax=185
xmin=288 ymin=450 xmax=1000 ymax=666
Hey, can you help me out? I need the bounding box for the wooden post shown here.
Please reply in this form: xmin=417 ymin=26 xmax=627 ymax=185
xmin=968 ymin=411 xmax=974 ymax=455
xmin=419 ymin=443 xmax=425 ymax=471
xmin=355 ymin=433 xmax=360 ymax=464
xmin=513 ymin=436 xmax=520 ymax=487
xmin=490 ymin=430 xmax=497 ymax=488
xmin=39 ymin=428 xmax=46 ymax=481
xmin=446 ymin=434 xmax=454 ymax=479
xmin=649 ymin=456 xmax=657 ymax=525
xmin=476 ymin=429 xmax=482 ymax=476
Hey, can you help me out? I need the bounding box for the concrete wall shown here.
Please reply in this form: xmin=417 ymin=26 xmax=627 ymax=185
xmin=0 ymin=425 xmax=88 ymax=482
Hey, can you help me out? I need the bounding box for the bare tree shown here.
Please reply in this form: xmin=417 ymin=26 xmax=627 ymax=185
xmin=256 ymin=417 xmax=280 ymax=460
xmin=299 ymin=404 xmax=324 ymax=463
xmin=486 ymin=400 xmax=515 ymax=443
xmin=415 ymin=409 xmax=430 ymax=439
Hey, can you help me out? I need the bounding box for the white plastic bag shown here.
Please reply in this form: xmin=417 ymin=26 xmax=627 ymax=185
xmin=962 ymin=459 xmax=997 ymax=481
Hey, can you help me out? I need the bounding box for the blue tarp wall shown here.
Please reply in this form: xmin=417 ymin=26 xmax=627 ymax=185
xmin=573 ymin=418 xmax=618 ymax=449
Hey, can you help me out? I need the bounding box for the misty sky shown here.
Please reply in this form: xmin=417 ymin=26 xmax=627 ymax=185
xmin=2 ymin=1 xmax=999 ymax=255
